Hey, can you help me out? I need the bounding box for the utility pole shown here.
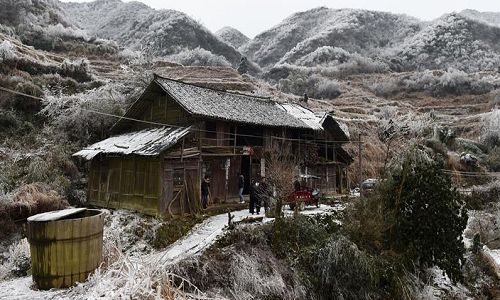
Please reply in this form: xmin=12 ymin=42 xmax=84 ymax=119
xmin=358 ymin=133 xmax=363 ymax=198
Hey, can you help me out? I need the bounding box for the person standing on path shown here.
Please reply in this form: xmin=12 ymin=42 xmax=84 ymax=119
xmin=201 ymin=175 xmax=210 ymax=209
xmin=249 ymin=179 xmax=258 ymax=214
xmin=238 ymin=173 xmax=245 ymax=203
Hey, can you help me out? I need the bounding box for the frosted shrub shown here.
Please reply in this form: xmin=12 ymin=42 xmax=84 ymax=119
xmin=228 ymin=248 xmax=307 ymax=299
xmin=94 ymin=38 xmax=120 ymax=54
xmin=439 ymin=69 xmax=468 ymax=89
xmin=0 ymin=110 xmax=21 ymax=132
xmin=316 ymin=79 xmax=340 ymax=99
xmin=119 ymin=48 xmax=141 ymax=60
xmin=12 ymin=82 xmax=43 ymax=113
xmin=481 ymin=108 xmax=500 ymax=148
xmin=371 ymin=70 xmax=497 ymax=97
xmin=41 ymin=84 xmax=126 ymax=144
xmin=60 ymin=58 xmax=92 ymax=82
xmin=376 ymin=106 xmax=398 ymax=120
xmin=301 ymin=235 xmax=374 ymax=300
xmin=27 ymin=156 xmax=50 ymax=183
xmin=0 ymin=238 xmax=31 ymax=279
xmin=287 ymin=46 xmax=389 ymax=76
xmin=46 ymin=23 xmax=90 ymax=41
xmin=167 ymin=47 xmax=231 ymax=67
xmin=278 ymin=73 xmax=341 ymax=99
xmin=0 ymin=40 xmax=17 ymax=61
xmin=368 ymin=78 xmax=399 ymax=97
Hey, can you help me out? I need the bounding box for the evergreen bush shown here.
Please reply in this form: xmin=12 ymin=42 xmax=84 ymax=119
xmin=383 ymin=150 xmax=468 ymax=282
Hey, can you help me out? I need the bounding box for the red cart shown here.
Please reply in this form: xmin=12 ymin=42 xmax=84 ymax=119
xmin=285 ymin=188 xmax=321 ymax=211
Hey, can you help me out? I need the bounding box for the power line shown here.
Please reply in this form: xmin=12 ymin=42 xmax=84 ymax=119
xmin=0 ymin=85 xmax=357 ymax=145
xmin=442 ymin=170 xmax=500 ymax=178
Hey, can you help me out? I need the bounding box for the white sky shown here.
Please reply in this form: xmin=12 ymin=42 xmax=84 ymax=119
xmin=61 ymin=0 xmax=500 ymax=38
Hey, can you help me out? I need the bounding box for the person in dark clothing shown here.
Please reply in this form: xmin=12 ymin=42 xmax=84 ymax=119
xmin=249 ymin=179 xmax=258 ymax=214
xmin=238 ymin=173 xmax=245 ymax=203
xmin=255 ymin=182 xmax=261 ymax=214
xmin=294 ymin=178 xmax=301 ymax=191
xmin=201 ymin=175 xmax=210 ymax=209
xmin=260 ymin=176 xmax=270 ymax=213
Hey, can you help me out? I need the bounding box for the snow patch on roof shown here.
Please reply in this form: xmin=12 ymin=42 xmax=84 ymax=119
xmin=337 ymin=119 xmax=350 ymax=139
xmin=280 ymin=103 xmax=324 ymax=131
xmin=73 ymin=126 xmax=193 ymax=160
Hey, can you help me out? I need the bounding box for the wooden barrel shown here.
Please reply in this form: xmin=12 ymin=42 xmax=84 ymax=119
xmin=26 ymin=208 xmax=105 ymax=290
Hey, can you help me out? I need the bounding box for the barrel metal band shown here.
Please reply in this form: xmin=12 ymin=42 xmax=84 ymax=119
xmin=28 ymin=230 xmax=103 ymax=245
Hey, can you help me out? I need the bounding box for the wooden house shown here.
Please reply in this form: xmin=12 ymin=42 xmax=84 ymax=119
xmin=74 ymin=74 xmax=352 ymax=216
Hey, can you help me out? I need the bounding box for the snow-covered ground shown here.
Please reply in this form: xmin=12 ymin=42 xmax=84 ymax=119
xmin=0 ymin=204 xmax=340 ymax=299
xmin=0 ymin=276 xmax=66 ymax=300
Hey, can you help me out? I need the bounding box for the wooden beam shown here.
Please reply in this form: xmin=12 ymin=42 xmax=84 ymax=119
xmin=202 ymin=153 xmax=242 ymax=157
xmin=117 ymin=158 xmax=123 ymax=209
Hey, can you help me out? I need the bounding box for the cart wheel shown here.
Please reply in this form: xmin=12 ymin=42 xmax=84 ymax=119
xmin=299 ymin=201 xmax=305 ymax=211
xmin=316 ymin=198 xmax=321 ymax=208
xmin=289 ymin=203 xmax=295 ymax=210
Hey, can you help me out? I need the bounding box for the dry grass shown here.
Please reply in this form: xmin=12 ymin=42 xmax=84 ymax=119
xmin=65 ymin=239 xmax=208 ymax=299
xmin=11 ymin=183 xmax=68 ymax=214
xmin=0 ymin=184 xmax=68 ymax=238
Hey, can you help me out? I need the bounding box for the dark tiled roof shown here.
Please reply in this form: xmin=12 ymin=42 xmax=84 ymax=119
xmin=155 ymin=77 xmax=312 ymax=129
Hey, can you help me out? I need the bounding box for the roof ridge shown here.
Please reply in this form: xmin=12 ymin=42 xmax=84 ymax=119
xmin=153 ymin=73 xmax=273 ymax=101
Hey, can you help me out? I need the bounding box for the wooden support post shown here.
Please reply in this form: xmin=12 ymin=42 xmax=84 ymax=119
xmin=282 ymin=128 xmax=285 ymax=148
xmin=224 ymin=158 xmax=229 ymax=203
xmin=346 ymin=163 xmax=350 ymax=191
xmin=325 ymin=140 xmax=328 ymax=160
xmin=358 ymin=133 xmax=363 ymax=198
xmin=298 ymin=132 xmax=301 ymax=156
xmin=198 ymin=129 xmax=202 ymax=161
xmin=233 ymin=126 xmax=237 ymax=154
xmin=180 ymin=137 xmax=185 ymax=162
xmin=117 ymin=158 xmax=123 ymax=209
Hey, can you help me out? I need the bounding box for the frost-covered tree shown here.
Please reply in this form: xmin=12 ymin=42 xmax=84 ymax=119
xmin=264 ymin=141 xmax=298 ymax=251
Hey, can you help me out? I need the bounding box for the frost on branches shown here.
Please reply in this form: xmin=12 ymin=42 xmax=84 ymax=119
xmin=40 ymin=84 xmax=127 ymax=144
xmin=0 ymin=40 xmax=17 ymax=61
xmin=481 ymin=108 xmax=500 ymax=148
xmin=166 ymin=47 xmax=232 ymax=67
